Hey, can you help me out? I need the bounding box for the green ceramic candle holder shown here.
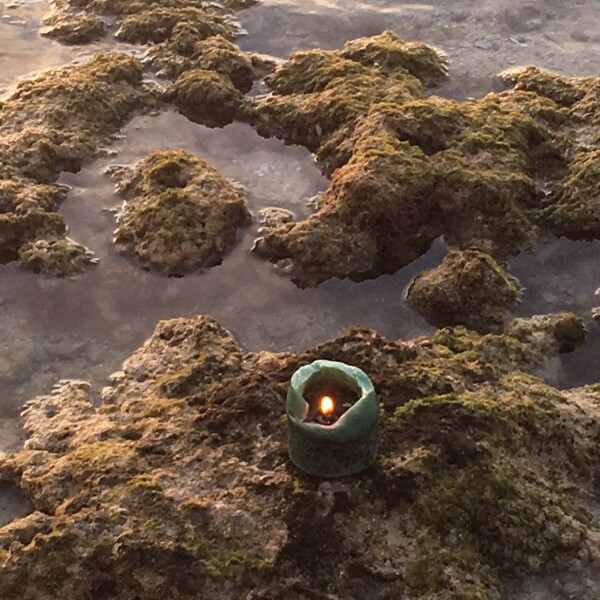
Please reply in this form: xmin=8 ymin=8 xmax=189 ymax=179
xmin=287 ymin=360 xmax=379 ymax=477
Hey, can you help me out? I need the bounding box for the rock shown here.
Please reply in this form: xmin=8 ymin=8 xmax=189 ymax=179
xmin=0 ymin=210 xmax=66 ymax=264
xmin=166 ymin=68 xmax=243 ymax=128
xmin=543 ymin=150 xmax=600 ymax=240
xmin=0 ymin=53 xmax=156 ymax=273
xmin=114 ymin=7 xmax=234 ymax=45
xmin=592 ymin=307 xmax=600 ymax=322
xmin=243 ymin=37 xmax=600 ymax=288
xmin=40 ymin=14 xmax=107 ymax=45
xmin=406 ymin=249 xmax=523 ymax=332
xmin=258 ymin=207 xmax=294 ymax=229
xmin=113 ymin=149 xmax=251 ymax=274
xmin=504 ymin=313 xmax=586 ymax=354
xmin=0 ymin=314 xmax=598 ymax=598
xmin=18 ymin=237 xmax=97 ymax=276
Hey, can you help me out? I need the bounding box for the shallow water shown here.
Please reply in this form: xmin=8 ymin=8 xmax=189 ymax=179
xmin=0 ymin=0 xmax=599 ymax=416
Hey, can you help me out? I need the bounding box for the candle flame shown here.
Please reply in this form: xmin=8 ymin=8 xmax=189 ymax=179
xmin=320 ymin=395 xmax=335 ymax=415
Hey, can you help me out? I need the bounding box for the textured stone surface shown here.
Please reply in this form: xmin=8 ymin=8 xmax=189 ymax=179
xmin=244 ymin=35 xmax=600 ymax=288
xmin=0 ymin=53 xmax=156 ymax=273
xmin=1 ymin=314 xmax=600 ymax=598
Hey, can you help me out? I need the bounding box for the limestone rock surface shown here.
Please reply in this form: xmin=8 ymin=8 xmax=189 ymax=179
xmin=407 ymin=249 xmax=523 ymax=332
xmin=2 ymin=314 xmax=600 ymax=599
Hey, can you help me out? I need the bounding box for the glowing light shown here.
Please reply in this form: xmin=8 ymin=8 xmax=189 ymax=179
xmin=320 ymin=395 xmax=335 ymax=415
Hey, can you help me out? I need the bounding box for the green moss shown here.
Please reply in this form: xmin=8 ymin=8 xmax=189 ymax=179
xmin=183 ymin=526 xmax=270 ymax=582
xmin=41 ymin=13 xmax=107 ymax=44
xmin=115 ymin=7 xmax=234 ymax=45
xmin=542 ymin=149 xmax=600 ymax=239
xmin=340 ymin=30 xmax=449 ymax=85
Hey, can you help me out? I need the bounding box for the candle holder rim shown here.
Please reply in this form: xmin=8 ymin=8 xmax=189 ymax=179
xmin=287 ymin=359 xmax=378 ymax=441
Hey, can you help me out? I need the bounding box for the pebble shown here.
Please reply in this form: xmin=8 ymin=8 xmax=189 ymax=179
xmin=474 ymin=38 xmax=499 ymax=51
xmin=592 ymin=307 xmax=600 ymax=322
xmin=258 ymin=207 xmax=294 ymax=228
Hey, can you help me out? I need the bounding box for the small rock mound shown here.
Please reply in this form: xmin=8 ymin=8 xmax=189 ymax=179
xmin=41 ymin=14 xmax=107 ymax=45
xmin=166 ymin=68 xmax=243 ymax=127
xmin=113 ymin=149 xmax=251 ymax=274
xmin=407 ymin=249 xmax=523 ymax=332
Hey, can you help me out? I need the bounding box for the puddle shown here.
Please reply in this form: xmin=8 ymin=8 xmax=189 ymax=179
xmin=0 ymin=482 xmax=31 ymax=528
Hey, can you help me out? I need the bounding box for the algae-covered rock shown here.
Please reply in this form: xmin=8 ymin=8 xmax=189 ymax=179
xmin=166 ymin=68 xmax=243 ymax=127
xmin=113 ymin=150 xmax=251 ymax=274
xmin=0 ymin=211 xmax=66 ymax=264
xmin=253 ymin=132 xmax=438 ymax=287
xmin=0 ymin=313 xmax=598 ymax=598
xmin=148 ymin=35 xmax=256 ymax=93
xmin=115 ymin=7 xmax=234 ymax=45
xmin=244 ymin=34 xmax=600 ymax=290
xmin=0 ymin=52 xmax=155 ymax=272
xmin=543 ymin=150 xmax=600 ymax=240
xmin=407 ymin=249 xmax=523 ymax=333
xmin=41 ymin=13 xmax=107 ymax=45
xmin=504 ymin=312 xmax=586 ymax=354
xmin=18 ymin=237 xmax=97 ymax=276
xmin=339 ymin=29 xmax=448 ymax=86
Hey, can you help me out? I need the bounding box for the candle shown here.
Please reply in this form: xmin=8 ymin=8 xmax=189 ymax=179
xmin=286 ymin=359 xmax=379 ymax=477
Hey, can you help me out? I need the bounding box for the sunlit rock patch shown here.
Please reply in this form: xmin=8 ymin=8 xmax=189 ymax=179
xmin=165 ymin=68 xmax=244 ymax=128
xmin=1 ymin=313 xmax=599 ymax=598
xmin=113 ymin=149 xmax=251 ymax=274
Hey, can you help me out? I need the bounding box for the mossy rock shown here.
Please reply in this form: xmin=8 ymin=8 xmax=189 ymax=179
xmin=18 ymin=237 xmax=97 ymax=276
xmin=244 ymin=33 xmax=600 ymax=296
xmin=407 ymin=249 xmax=523 ymax=333
xmin=167 ymin=68 xmax=243 ymax=127
xmin=115 ymin=7 xmax=234 ymax=45
xmin=41 ymin=13 xmax=107 ymax=44
xmin=2 ymin=314 xmax=597 ymax=598
xmin=0 ymin=211 xmax=66 ymax=264
xmin=114 ymin=149 xmax=251 ymax=274
xmin=148 ymin=34 xmax=256 ymax=92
